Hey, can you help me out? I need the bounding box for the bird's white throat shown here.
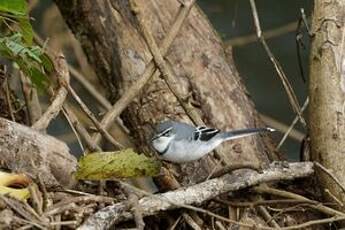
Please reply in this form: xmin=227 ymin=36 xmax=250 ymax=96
xmin=152 ymin=135 xmax=174 ymax=153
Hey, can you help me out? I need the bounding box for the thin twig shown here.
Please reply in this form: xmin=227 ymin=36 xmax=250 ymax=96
xmin=49 ymin=221 xmax=78 ymax=226
xmin=280 ymin=216 xmax=345 ymax=230
xmin=0 ymin=195 xmax=46 ymax=226
xmin=324 ymin=189 xmax=344 ymax=207
xmin=32 ymin=54 xmax=69 ymax=130
xmin=12 ymin=216 xmax=46 ymax=230
xmin=67 ymin=62 xmax=130 ymax=135
xmin=66 ymin=83 xmax=124 ymax=149
xmin=254 ymin=185 xmax=345 ymax=217
xmin=314 ymin=161 xmax=345 ymax=195
xmin=249 ymin=0 xmax=306 ymax=127
xmin=33 ymin=33 xmax=130 ymax=137
xmin=182 ymin=213 xmax=202 ymax=230
xmin=5 ymin=77 xmax=15 ymax=121
xmin=61 ymin=107 xmax=85 ymax=152
xmin=224 ymin=20 xmax=299 ymax=48
xmin=44 ymin=195 xmax=115 ymax=217
xmin=68 ymin=65 xmax=111 ymax=111
xmin=62 ymin=104 xmax=102 ymax=152
xmin=122 ymin=185 xmax=145 ymax=230
xmin=92 ymin=0 xmax=196 ymax=145
xmin=169 ymin=216 xmax=182 ymax=230
xmin=37 ymin=174 xmax=48 ymax=212
xmin=28 ymin=185 xmax=43 ymax=216
xmin=257 ymin=205 xmax=281 ymax=228
xmin=276 ymin=97 xmax=309 ymax=150
xmin=19 ymin=72 xmax=42 ymax=125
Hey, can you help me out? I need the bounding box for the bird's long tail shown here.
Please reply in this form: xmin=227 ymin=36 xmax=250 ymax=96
xmin=221 ymin=127 xmax=275 ymax=141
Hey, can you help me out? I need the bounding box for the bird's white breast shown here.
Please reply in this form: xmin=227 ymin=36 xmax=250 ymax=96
xmin=152 ymin=136 xmax=174 ymax=153
xmin=161 ymin=138 xmax=223 ymax=163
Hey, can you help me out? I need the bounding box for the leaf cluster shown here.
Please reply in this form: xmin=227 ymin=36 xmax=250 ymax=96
xmin=0 ymin=0 xmax=53 ymax=90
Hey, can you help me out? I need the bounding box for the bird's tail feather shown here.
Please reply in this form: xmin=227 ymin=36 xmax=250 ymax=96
xmin=221 ymin=127 xmax=275 ymax=141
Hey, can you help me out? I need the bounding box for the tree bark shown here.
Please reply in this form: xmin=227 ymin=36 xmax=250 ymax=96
xmin=54 ymin=0 xmax=278 ymax=187
xmin=309 ymin=0 xmax=345 ymax=210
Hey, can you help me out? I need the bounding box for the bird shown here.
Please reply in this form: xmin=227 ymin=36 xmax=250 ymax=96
xmin=151 ymin=120 xmax=275 ymax=163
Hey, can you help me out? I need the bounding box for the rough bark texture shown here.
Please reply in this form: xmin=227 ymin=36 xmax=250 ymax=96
xmin=309 ymin=0 xmax=345 ymax=210
xmin=54 ymin=0 xmax=277 ymax=186
xmin=0 ymin=117 xmax=77 ymax=189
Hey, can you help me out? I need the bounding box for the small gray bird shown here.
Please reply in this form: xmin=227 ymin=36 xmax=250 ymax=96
xmin=151 ymin=120 xmax=274 ymax=163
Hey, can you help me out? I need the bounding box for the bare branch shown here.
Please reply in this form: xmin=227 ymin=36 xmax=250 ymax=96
xmin=254 ymin=185 xmax=345 ymax=217
xmin=62 ymin=104 xmax=102 ymax=152
xmin=249 ymin=0 xmax=306 ymax=127
xmin=224 ymin=20 xmax=299 ymax=48
xmin=79 ymin=162 xmax=314 ymax=229
xmin=32 ymin=54 xmax=69 ymax=130
xmin=276 ymin=97 xmax=309 ymax=150
xmin=66 ymin=84 xmax=124 ymax=149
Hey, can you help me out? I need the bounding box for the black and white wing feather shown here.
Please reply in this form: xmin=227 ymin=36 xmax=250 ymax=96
xmin=193 ymin=126 xmax=220 ymax=142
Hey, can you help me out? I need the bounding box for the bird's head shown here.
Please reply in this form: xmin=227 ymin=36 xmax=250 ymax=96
xmin=151 ymin=121 xmax=176 ymax=154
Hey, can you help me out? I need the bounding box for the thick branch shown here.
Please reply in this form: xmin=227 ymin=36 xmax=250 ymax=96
xmin=79 ymin=162 xmax=314 ymax=230
xmin=309 ymin=0 xmax=345 ymax=212
xmin=0 ymin=117 xmax=77 ymax=189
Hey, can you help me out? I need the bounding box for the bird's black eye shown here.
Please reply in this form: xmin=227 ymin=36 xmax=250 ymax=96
xmin=160 ymin=128 xmax=172 ymax=137
xmin=163 ymin=130 xmax=171 ymax=136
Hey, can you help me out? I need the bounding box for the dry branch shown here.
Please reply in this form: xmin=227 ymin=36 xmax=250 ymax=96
xmin=66 ymin=84 xmax=123 ymax=149
xmin=0 ymin=117 xmax=77 ymax=189
xmin=32 ymin=54 xmax=69 ymax=130
xmin=79 ymin=162 xmax=314 ymax=229
xmin=249 ymin=0 xmax=305 ymax=127
xmin=62 ymin=104 xmax=102 ymax=152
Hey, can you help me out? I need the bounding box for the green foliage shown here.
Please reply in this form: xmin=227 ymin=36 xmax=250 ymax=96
xmin=75 ymin=149 xmax=162 ymax=180
xmin=0 ymin=0 xmax=53 ymax=90
xmin=0 ymin=0 xmax=32 ymax=45
xmin=0 ymin=0 xmax=27 ymax=16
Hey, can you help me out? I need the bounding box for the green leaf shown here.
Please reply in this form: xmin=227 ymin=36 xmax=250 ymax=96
xmin=75 ymin=149 xmax=162 ymax=180
xmin=18 ymin=17 xmax=33 ymax=45
xmin=0 ymin=33 xmax=52 ymax=91
xmin=27 ymin=66 xmax=49 ymax=90
xmin=0 ymin=0 xmax=27 ymax=16
xmin=40 ymin=53 xmax=54 ymax=73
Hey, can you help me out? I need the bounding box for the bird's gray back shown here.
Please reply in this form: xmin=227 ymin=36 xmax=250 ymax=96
xmin=155 ymin=120 xmax=195 ymax=140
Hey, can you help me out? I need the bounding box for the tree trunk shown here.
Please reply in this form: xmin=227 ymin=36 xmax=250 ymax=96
xmin=54 ymin=0 xmax=277 ymax=187
xmin=309 ymin=0 xmax=345 ymax=210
